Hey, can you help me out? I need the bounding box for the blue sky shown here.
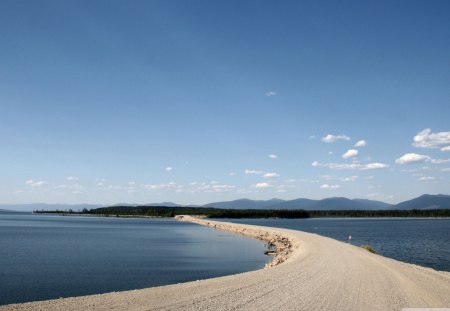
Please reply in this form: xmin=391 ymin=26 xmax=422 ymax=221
xmin=1 ymin=0 xmax=450 ymax=205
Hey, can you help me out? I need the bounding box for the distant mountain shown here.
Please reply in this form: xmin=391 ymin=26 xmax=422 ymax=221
xmin=203 ymin=198 xmax=285 ymax=209
xmin=203 ymin=197 xmax=392 ymax=210
xmin=0 ymin=203 xmax=103 ymax=212
xmin=393 ymin=194 xmax=450 ymax=210
xmin=307 ymin=197 xmax=392 ymax=210
xmin=352 ymin=199 xmax=392 ymax=210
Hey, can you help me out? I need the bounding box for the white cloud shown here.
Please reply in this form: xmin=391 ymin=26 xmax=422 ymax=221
xmin=364 ymin=163 xmax=389 ymax=170
xmin=268 ymin=154 xmax=277 ymax=159
xmin=309 ymin=135 xmax=316 ymax=140
xmin=320 ymin=184 xmax=340 ymax=189
xmin=25 ymin=180 xmax=48 ymax=188
xmin=245 ymin=169 xmax=264 ymax=175
xmin=395 ymin=153 xmax=431 ymax=165
xmin=342 ymin=149 xmax=359 ymax=159
xmin=145 ymin=182 xmax=181 ymax=191
xmin=66 ymin=176 xmax=78 ymax=181
xmin=128 ymin=181 xmax=136 ymax=186
xmin=312 ymin=161 xmax=389 ymax=171
xmin=265 ymin=91 xmax=277 ymax=96
xmin=418 ymin=176 xmax=436 ymax=182
xmin=341 ymin=176 xmax=359 ymax=182
xmin=354 ymin=140 xmax=368 ymax=147
xmin=413 ymin=128 xmax=450 ymax=150
xmin=263 ymin=172 xmax=280 ymax=178
xmin=165 ymin=166 xmax=173 ymax=172
xmin=321 ymin=134 xmax=350 ymax=143
xmin=195 ymin=182 xmax=236 ymax=193
xmin=430 ymin=159 xmax=450 ymax=164
xmin=252 ymin=182 xmax=271 ymax=189
xmin=441 ymin=168 xmax=450 ymax=172
xmin=229 ymin=172 xmax=236 ymax=176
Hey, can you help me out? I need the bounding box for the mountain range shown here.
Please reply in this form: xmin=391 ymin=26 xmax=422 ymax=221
xmin=203 ymin=195 xmax=450 ymax=210
xmin=2 ymin=194 xmax=450 ymax=212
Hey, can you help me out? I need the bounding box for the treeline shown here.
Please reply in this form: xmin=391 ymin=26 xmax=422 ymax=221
xmin=308 ymin=209 xmax=450 ymax=218
xmin=84 ymin=206 xmax=308 ymax=218
xmin=33 ymin=206 xmax=450 ymax=218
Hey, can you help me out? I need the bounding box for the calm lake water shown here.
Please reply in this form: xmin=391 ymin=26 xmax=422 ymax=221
xmin=0 ymin=212 xmax=268 ymax=306
xmin=224 ymin=218 xmax=450 ymax=272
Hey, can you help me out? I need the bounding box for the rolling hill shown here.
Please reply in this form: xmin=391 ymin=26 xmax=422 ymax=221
xmin=393 ymin=194 xmax=450 ymax=210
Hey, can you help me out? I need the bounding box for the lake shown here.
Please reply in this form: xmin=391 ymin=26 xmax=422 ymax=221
xmin=0 ymin=212 xmax=268 ymax=306
xmin=223 ymin=218 xmax=450 ymax=272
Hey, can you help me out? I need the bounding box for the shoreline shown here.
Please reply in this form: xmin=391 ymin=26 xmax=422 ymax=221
xmin=1 ymin=217 xmax=450 ymax=310
xmin=175 ymin=215 xmax=297 ymax=268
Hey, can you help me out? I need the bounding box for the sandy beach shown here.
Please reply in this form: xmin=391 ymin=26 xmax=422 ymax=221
xmin=2 ymin=216 xmax=450 ymax=311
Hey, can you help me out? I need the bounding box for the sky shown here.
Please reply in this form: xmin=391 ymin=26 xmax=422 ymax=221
xmin=1 ymin=0 xmax=450 ymax=205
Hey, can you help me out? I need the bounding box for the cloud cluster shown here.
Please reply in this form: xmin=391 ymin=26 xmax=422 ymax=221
xmin=430 ymin=159 xmax=450 ymax=164
xmin=263 ymin=172 xmax=280 ymax=179
xmin=265 ymin=91 xmax=277 ymax=96
xmin=195 ymin=182 xmax=236 ymax=193
xmin=252 ymin=182 xmax=271 ymax=189
xmin=245 ymin=169 xmax=280 ymax=178
xmin=145 ymin=182 xmax=182 ymax=191
xmin=341 ymin=176 xmax=359 ymax=182
xmin=320 ymin=184 xmax=340 ymax=189
xmin=395 ymin=153 xmax=450 ymax=165
xmin=354 ymin=140 xmax=368 ymax=147
xmin=312 ymin=161 xmax=389 ymax=171
xmin=418 ymin=176 xmax=436 ymax=182
xmin=25 ymin=180 xmax=48 ymax=188
xmin=413 ymin=128 xmax=450 ymax=151
xmin=395 ymin=153 xmax=430 ymax=165
xmin=321 ymin=134 xmax=351 ymax=143
xmin=268 ymin=154 xmax=278 ymax=159
xmin=342 ymin=149 xmax=358 ymax=159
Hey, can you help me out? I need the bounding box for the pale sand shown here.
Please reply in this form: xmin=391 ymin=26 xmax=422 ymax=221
xmin=2 ymin=216 xmax=450 ymax=311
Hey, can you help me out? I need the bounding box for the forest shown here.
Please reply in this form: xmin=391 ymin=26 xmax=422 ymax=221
xmin=34 ymin=206 xmax=450 ymax=218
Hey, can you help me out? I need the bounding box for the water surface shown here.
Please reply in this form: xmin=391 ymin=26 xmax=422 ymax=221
xmin=0 ymin=212 xmax=268 ymax=305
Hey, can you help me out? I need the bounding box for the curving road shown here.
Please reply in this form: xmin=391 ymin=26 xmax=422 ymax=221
xmin=2 ymin=217 xmax=450 ymax=310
